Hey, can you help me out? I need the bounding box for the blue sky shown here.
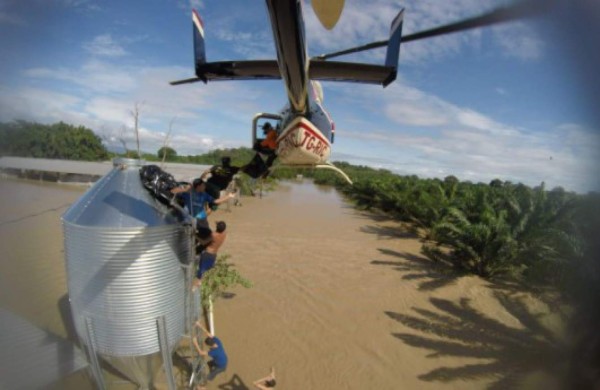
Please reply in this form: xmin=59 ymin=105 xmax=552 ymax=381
xmin=0 ymin=0 xmax=598 ymax=192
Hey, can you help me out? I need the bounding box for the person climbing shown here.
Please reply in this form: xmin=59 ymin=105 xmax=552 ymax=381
xmin=253 ymin=367 xmax=277 ymax=389
xmin=193 ymin=321 xmax=228 ymax=386
xmin=244 ymin=122 xmax=278 ymax=179
xmin=171 ymin=179 xmax=234 ymax=242
xmin=193 ymin=220 xmax=227 ymax=289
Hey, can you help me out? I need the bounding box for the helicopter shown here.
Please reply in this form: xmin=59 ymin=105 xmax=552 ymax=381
xmin=170 ymin=0 xmax=552 ymax=184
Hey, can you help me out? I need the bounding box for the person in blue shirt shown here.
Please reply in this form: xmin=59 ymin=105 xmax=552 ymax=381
xmin=171 ymin=178 xmax=234 ymax=239
xmin=193 ymin=321 xmax=228 ymax=384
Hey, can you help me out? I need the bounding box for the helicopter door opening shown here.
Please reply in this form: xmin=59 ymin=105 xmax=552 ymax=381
xmin=252 ymin=113 xmax=282 ymax=146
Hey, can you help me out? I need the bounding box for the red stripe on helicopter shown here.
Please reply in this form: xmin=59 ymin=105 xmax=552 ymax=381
xmin=297 ymin=121 xmax=330 ymax=145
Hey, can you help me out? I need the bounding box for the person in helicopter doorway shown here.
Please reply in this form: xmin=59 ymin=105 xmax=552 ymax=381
xmin=256 ymin=122 xmax=278 ymax=167
xmin=245 ymin=122 xmax=278 ymax=179
xmin=171 ymin=179 xmax=234 ymax=247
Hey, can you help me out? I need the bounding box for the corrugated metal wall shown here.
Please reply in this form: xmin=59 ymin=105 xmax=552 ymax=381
xmin=64 ymin=225 xmax=188 ymax=356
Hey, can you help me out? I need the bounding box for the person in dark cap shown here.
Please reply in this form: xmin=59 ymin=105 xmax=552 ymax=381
xmin=246 ymin=122 xmax=278 ymax=178
xmin=202 ymin=156 xmax=243 ymax=201
xmin=257 ymin=122 xmax=277 ymax=153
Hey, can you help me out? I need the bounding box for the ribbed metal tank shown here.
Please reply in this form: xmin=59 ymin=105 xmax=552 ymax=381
xmin=62 ymin=158 xmax=190 ymax=358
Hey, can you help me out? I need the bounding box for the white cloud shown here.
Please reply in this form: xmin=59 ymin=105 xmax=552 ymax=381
xmin=0 ymin=86 xmax=84 ymax=123
xmin=375 ymin=83 xmax=517 ymax=135
xmin=83 ymin=34 xmax=127 ymax=57
xmin=8 ymin=58 xmax=282 ymax=156
xmin=385 ymin=103 xmax=448 ymax=126
xmin=177 ymin=0 xmax=205 ymax=12
xmin=328 ymin=82 xmax=599 ymax=192
xmin=84 ymin=97 xmax=131 ymax=124
xmin=24 ymin=61 xmax=137 ymax=93
xmin=304 ymin=0 xmax=543 ymax=64
xmin=210 ymin=23 xmax=274 ymax=59
xmin=492 ymin=22 xmax=544 ymax=61
xmin=62 ymin=0 xmax=93 ymax=7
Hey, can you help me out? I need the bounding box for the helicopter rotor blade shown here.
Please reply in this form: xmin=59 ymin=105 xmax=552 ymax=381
xmin=313 ymin=39 xmax=388 ymax=61
xmin=312 ymin=0 xmax=345 ymax=30
xmin=401 ymin=0 xmax=552 ymax=44
xmin=313 ymin=0 xmax=552 ymax=61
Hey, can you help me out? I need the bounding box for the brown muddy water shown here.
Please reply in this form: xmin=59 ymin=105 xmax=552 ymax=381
xmin=0 ymin=178 xmax=568 ymax=389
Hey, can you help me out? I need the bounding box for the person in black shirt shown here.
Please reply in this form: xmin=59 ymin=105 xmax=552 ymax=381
xmin=201 ymin=157 xmax=243 ymax=211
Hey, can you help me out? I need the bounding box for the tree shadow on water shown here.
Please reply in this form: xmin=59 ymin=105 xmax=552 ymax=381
xmin=360 ymin=224 xmax=419 ymax=240
xmin=385 ymin=293 xmax=566 ymax=389
xmin=372 ymin=248 xmax=465 ymax=291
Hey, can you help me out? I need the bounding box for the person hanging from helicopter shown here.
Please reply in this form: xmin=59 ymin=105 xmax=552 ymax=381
xmin=244 ymin=122 xmax=278 ymax=179
xmin=200 ymin=156 xmax=245 ymax=212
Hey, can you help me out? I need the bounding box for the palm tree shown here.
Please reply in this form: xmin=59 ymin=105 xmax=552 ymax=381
xmin=424 ymin=204 xmax=518 ymax=277
xmin=425 ymin=182 xmax=583 ymax=281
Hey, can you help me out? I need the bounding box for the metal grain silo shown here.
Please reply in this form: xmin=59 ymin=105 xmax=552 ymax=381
xmin=62 ymin=158 xmax=194 ymax=389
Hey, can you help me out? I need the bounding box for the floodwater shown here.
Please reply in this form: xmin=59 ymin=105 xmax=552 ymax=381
xmin=0 ymin=177 xmax=568 ymax=389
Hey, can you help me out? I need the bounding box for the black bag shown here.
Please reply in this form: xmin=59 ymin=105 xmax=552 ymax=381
xmin=242 ymin=154 xmax=268 ymax=179
xmin=139 ymin=165 xmax=178 ymax=205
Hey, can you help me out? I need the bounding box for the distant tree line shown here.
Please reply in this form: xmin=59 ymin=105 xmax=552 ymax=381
xmin=143 ymin=146 xmax=257 ymax=167
xmin=0 ymin=120 xmax=261 ymax=167
xmin=0 ymin=120 xmax=108 ymax=161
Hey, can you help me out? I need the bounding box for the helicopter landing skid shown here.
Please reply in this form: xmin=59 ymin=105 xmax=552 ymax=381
xmin=272 ymin=163 xmax=353 ymax=185
xmin=314 ymin=163 xmax=353 ymax=184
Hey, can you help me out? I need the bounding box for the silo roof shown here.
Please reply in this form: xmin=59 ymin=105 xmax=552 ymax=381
xmin=62 ymin=159 xmax=181 ymax=228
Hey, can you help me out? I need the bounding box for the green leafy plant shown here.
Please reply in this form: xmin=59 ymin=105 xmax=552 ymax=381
xmin=199 ymin=254 xmax=252 ymax=309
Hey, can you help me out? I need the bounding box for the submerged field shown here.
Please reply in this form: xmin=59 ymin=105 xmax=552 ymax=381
xmin=0 ymin=178 xmax=569 ymax=389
